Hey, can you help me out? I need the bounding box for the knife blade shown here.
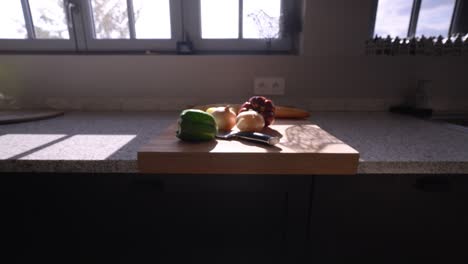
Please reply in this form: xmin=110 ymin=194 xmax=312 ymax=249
xmin=216 ymin=131 xmax=280 ymax=146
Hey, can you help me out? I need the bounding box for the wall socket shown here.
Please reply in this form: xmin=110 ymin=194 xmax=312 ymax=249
xmin=254 ymin=77 xmax=285 ymax=95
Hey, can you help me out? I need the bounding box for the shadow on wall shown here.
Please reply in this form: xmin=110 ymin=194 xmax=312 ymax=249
xmin=0 ymin=64 xmax=22 ymax=110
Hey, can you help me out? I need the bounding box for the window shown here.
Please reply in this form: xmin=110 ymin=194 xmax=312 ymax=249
xmin=416 ymin=0 xmax=457 ymax=37
xmin=199 ymin=0 xmax=282 ymax=40
xmin=91 ymin=0 xmax=131 ymax=39
xmin=0 ymin=0 xmax=299 ymax=53
xmin=88 ymin=0 xmax=172 ymax=39
xmin=0 ymin=1 xmax=28 ymax=39
xmin=372 ymin=0 xmax=462 ymax=38
xmin=243 ymin=0 xmax=282 ymax=39
xmin=29 ymin=0 xmax=70 ymax=39
xmin=183 ymin=0 xmax=294 ymax=51
xmin=0 ymin=0 xmax=75 ymax=51
xmin=133 ymin=0 xmax=172 ymax=39
xmin=374 ymin=0 xmax=414 ymax=37
xmin=200 ymin=0 xmax=239 ymax=39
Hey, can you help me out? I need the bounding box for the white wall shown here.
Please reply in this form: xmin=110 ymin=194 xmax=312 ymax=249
xmin=0 ymin=0 xmax=466 ymax=111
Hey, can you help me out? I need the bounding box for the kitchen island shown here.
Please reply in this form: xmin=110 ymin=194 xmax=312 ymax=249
xmin=1 ymin=111 xmax=467 ymax=263
xmin=0 ymin=111 xmax=467 ymax=174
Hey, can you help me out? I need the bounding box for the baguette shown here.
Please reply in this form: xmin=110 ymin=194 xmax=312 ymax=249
xmin=275 ymin=106 xmax=310 ymax=119
xmin=192 ymin=104 xmax=310 ymax=119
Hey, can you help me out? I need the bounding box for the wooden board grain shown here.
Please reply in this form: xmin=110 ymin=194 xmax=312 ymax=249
xmin=138 ymin=120 xmax=359 ymax=175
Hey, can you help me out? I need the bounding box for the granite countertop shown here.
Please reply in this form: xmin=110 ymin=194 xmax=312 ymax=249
xmin=0 ymin=111 xmax=467 ymax=174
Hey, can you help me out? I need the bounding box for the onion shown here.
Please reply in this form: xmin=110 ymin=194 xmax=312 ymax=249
xmin=206 ymin=106 xmax=237 ymax=131
xmin=236 ymin=110 xmax=265 ymax=132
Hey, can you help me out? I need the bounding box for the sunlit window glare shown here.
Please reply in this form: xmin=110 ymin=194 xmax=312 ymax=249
xmin=29 ymin=0 xmax=70 ymax=39
xmin=0 ymin=1 xmax=27 ymax=39
xmin=0 ymin=0 xmax=283 ymax=41
xmin=374 ymin=0 xmax=413 ymax=37
xmin=201 ymin=0 xmax=282 ymax=39
xmin=201 ymin=0 xmax=239 ymax=39
xmin=243 ymin=0 xmax=281 ymax=39
xmin=416 ymin=0 xmax=456 ymax=37
xmin=133 ymin=0 xmax=172 ymax=39
xmin=91 ymin=0 xmax=172 ymax=39
xmin=374 ymin=0 xmax=457 ymax=38
xmin=92 ymin=0 xmax=130 ymax=39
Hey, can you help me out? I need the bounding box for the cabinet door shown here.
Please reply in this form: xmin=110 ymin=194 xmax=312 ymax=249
xmin=3 ymin=173 xmax=309 ymax=264
xmin=430 ymin=175 xmax=468 ymax=263
xmin=309 ymin=175 xmax=465 ymax=264
xmin=393 ymin=175 xmax=463 ymax=264
xmin=127 ymin=175 xmax=288 ymax=264
xmin=4 ymin=174 xmax=132 ymax=263
xmin=56 ymin=175 xmax=132 ymax=262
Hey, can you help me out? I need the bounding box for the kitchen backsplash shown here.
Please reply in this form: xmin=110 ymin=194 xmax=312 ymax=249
xmin=1 ymin=96 xmax=466 ymax=113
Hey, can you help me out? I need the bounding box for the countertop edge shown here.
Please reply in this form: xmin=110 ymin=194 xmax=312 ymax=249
xmin=1 ymin=160 xmax=467 ymax=174
xmin=0 ymin=160 xmax=138 ymax=174
xmin=358 ymin=161 xmax=468 ymax=174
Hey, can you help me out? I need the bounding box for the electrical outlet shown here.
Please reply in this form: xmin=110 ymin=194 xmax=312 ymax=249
xmin=254 ymin=78 xmax=285 ymax=95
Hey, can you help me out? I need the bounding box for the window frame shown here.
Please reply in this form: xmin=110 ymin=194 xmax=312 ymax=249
xmin=0 ymin=0 xmax=77 ymax=51
xmin=0 ymin=0 xmax=299 ymax=53
xmin=449 ymin=0 xmax=467 ymax=35
xmin=370 ymin=0 xmax=463 ymax=38
xmin=79 ymin=0 xmax=183 ymax=52
xmin=183 ymin=0 xmax=294 ymax=52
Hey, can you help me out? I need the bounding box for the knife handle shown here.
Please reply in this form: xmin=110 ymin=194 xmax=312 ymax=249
xmin=234 ymin=132 xmax=280 ymax=146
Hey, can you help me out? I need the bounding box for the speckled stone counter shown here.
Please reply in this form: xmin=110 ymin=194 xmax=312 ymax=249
xmin=311 ymin=112 xmax=468 ymax=174
xmin=0 ymin=111 xmax=467 ymax=174
xmin=0 ymin=112 xmax=176 ymax=173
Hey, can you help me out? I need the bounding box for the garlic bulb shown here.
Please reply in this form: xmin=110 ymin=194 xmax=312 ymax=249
xmin=236 ymin=110 xmax=265 ymax=132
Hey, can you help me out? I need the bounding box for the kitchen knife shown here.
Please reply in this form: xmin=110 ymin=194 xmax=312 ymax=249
xmin=216 ymin=131 xmax=280 ymax=146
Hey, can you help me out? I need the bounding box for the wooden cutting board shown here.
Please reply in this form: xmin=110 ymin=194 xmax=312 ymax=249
xmin=138 ymin=120 xmax=359 ymax=175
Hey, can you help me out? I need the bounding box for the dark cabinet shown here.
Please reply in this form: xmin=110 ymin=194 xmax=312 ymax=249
xmin=3 ymin=174 xmax=310 ymax=264
xmin=128 ymin=176 xmax=287 ymax=263
xmin=309 ymin=175 xmax=468 ymax=264
xmin=6 ymin=173 xmax=465 ymax=263
xmin=5 ymin=175 xmax=132 ymax=263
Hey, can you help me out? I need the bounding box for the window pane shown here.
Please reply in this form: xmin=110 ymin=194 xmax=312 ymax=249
xmin=91 ymin=0 xmax=130 ymax=39
xmin=201 ymin=0 xmax=239 ymax=39
xmin=133 ymin=0 xmax=171 ymax=39
xmin=416 ymin=0 xmax=456 ymax=37
xmin=374 ymin=0 xmax=413 ymax=37
xmin=0 ymin=1 xmax=27 ymax=39
xmin=243 ymin=0 xmax=281 ymax=39
xmin=29 ymin=0 xmax=70 ymax=39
